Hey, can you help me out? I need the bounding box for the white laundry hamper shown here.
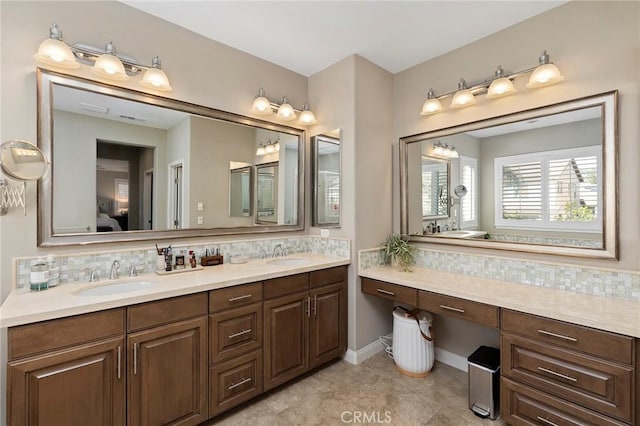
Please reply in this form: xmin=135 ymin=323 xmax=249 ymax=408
xmin=392 ymin=307 xmax=434 ymax=378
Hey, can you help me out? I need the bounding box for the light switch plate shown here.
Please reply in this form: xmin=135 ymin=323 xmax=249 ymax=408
xmin=320 ymin=229 xmax=330 ymax=237
xmin=197 ymin=202 xmax=204 ymax=211
xmin=197 ymin=216 xmax=204 ymax=225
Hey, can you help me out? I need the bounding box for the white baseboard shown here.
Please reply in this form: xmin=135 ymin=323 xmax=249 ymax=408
xmin=344 ymin=340 xmax=468 ymax=372
xmin=343 ymin=339 xmax=386 ymax=365
xmin=434 ymin=347 xmax=468 ymax=372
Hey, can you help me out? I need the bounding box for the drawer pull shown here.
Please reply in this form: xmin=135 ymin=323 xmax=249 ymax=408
xmin=376 ymin=289 xmax=395 ymax=296
xmin=228 ymin=328 xmax=252 ymax=339
xmin=228 ymin=377 xmax=252 ymax=390
xmin=439 ymin=305 xmax=465 ymax=314
xmin=537 ymin=366 xmax=577 ymax=382
xmin=537 ymin=329 xmax=577 ymax=342
xmin=536 ymin=416 xmax=559 ymax=426
xmin=228 ymin=294 xmax=253 ymax=302
xmin=117 ymin=345 xmax=122 ymax=380
xmin=133 ymin=343 xmax=138 ymax=375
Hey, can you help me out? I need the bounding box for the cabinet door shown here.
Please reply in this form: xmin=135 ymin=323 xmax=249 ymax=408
xmin=263 ymin=291 xmax=309 ymax=391
xmin=128 ymin=316 xmax=207 ymax=426
xmin=310 ymin=282 xmax=347 ymax=369
xmin=8 ymin=337 xmax=125 ymax=426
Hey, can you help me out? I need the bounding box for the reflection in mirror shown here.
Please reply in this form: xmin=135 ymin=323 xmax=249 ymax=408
xmin=400 ymin=91 xmax=618 ymax=259
xmin=312 ymin=130 xmax=341 ymax=227
xmin=229 ymin=163 xmax=252 ymax=217
xmin=37 ymin=69 xmax=304 ymax=246
xmin=0 ymin=140 xmax=48 ymax=181
xmin=256 ymin=162 xmax=278 ymax=224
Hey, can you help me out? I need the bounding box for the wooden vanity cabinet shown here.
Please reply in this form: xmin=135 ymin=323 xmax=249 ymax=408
xmin=127 ymin=293 xmax=208 ymax=426
xmin=7 ymin=309 xmax=127 ymax=426
xmin=264 ymin=266 xmax=347 ymax=391
xmin=208 ymin=282 xmax=264 ymax=417
xmin=501 ymin=309 xmax=636 ymax=426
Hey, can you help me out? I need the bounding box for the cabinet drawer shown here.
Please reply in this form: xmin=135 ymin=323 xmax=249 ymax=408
xmin=127 ymin=293 xmax=208 ymax=332
xmin=8 ymin=308 xmax=125 ymax=360
xmin=361 ymin=277 xmax=417 ymax=306
xmin=502 ymin=309 xmax=633 ymax=365
xmin=502 ymin=377 xmax=628 ymax=426
xmin=418 ymin=291 xmax=499 ymax=328
xmin=310 ymin=266 xmax=347 ymax=289
xmin=209 ymin=282 xmax=263 ymax=312
xmin=210 ymin=350 xmax=263 ymax=417
xmin=502 ymin=333 xmax=633 ymax=423
xmin=264 ymin=273 xmax=309 ymax=299
xmin=210 ymin=303 xmax=263 ymax=364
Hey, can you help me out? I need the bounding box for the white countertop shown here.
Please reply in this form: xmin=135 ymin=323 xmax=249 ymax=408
xmin=360 ymin=265 xmax=640 ymax=338
xmin=1 ymin=254 xmax=350 ymax=328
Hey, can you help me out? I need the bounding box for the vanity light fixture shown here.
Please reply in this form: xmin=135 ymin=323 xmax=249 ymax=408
xmin=420 ymin=50 xmax=564 ymax=116
xmin=33 ymin=24 xmax=79 ymax=69
xmin=277 ymin=97 xmax=297 ymax=121
xmin=34 ymin=23 xmax=173 ymax=91
xmin=255 ymin=138 xmax=280 ymax=156
xmin=420 ymin=89 xmax=444 ymax=116
xmin=450 ymin=79 xmax=477 ymax=109
xmin=432 ymin=142 xmax=459 ymax=159
xmin=486 ymin=66 xmax=517 ymax=99
xmin=91 ymin=41 xmax=129 ymax=81
xmin=526 ymin=50 xmax=565 ymax=88
xmin=298 ymin=103 xmax=317 ymax=125
xmin=250 ymin=88 xmax=317 ymax=125
xmin=140 ymin=55 xmax=172 ymax=92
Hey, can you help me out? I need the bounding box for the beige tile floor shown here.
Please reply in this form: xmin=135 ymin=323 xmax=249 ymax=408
xmin=211 ymin=351 xmax=505 ymax=425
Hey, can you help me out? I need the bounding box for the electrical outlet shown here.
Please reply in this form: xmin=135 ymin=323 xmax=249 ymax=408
xmin=197 ymin=216 xmax=204 ymax=225
xmin=320 ymin=229 xmax=330 ymax=237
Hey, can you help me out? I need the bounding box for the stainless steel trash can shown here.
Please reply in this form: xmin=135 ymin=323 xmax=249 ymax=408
xmin=468 ymin=346 xmax=500 ymax=420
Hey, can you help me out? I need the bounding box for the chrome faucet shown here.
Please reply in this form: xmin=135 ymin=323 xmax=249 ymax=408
xmin=272 ymin=244 xmax=284 ymax=258
xmin=259 ymin=248 xmax=267 ymax=260
xmin=109 ymin=260 xmax=120 ymax=280
xmin=129 ymin=264 xmax=139 ymax=277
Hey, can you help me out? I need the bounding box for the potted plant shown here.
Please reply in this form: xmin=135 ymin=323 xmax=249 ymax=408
xmin=381 ymin=234 xmax=416 ymax=272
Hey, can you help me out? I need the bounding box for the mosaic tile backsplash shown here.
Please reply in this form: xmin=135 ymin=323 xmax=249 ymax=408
xmin=14 ymin=236 xmax=350 ymax=290
xmin=359 ymin=246 xmax=640 ymax=301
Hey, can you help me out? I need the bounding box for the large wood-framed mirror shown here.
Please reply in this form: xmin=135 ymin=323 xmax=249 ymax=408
xmin=400 ymin=91 xmax=618 ymax=259
xmin=37 ymin=69 xmax=305 ymax=246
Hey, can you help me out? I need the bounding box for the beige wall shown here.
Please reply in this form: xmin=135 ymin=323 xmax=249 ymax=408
xmin=308 ymin=55 xmax=395 ymax=351
xmin=393 ymin=0 xmax=639 ymax=358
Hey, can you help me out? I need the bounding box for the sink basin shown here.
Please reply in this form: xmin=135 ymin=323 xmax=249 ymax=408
xmin=74 ymin=280 xmax=158 ymax=297
xmin=436 ymin=230 xmax=487 ymax=239
xmin=267 ymin=257 xmax=312 ymax=267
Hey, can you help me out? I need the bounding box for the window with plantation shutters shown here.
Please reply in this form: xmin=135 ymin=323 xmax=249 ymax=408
xmin=494 ymin=146 xmax=601 ymax=232
xmin=422 ymin=161 xmax=448 ymax=218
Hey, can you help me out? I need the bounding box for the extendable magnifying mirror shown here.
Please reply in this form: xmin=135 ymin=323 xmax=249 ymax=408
xmin=0 ymin=139 xmax=49 ymax=215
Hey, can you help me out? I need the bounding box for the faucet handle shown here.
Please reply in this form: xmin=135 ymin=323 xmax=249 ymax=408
xmin=129 ymin=264 xmax=142 ymax=277
xmin=89 ymin=269 xmax=100 ymax=282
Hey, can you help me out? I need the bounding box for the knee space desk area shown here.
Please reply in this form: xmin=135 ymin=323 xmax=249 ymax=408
xmin=360 ymin=266 xmax=640 ymax=426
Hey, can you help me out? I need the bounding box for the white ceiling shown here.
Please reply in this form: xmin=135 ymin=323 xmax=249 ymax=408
xmin=121 ymin=1 xmax=567 ymax=77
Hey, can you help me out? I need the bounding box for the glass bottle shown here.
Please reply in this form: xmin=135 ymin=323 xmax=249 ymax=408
xmin=47 ymin=254 xmax=60 ymax=287
xmin=30 ymin=258 xmax=49 ymax=291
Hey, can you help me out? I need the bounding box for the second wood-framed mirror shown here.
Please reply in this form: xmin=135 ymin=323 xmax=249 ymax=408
xmin=311 ymin=129 xmax=341 ymax=227
xmin=400 ymin=91 xmax=618 ymax=259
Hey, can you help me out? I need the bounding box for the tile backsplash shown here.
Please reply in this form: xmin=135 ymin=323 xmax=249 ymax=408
xmin=359 ymin=246 xmax=640 ymax=301
xmin=14 ymin=236 xmax=350 ymax=290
